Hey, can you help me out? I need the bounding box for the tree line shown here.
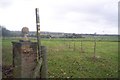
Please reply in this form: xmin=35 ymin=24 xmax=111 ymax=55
xmin=0 ymin=25 xmax=21 ymax=37
xmin=0 ymin=25 xmax=11 ymax=37
xmin=0 ymin=25 xmax=84 ymax=38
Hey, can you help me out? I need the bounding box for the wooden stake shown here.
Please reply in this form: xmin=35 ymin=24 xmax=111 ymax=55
xmin=93 ymin=33 xmax=96 ymax=61
xmin=35 ymin=8 xmax=41 ymax=60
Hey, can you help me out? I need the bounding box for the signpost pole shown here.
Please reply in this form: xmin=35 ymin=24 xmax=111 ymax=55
xmin=35 ymin=8 xmax=41 ymax=59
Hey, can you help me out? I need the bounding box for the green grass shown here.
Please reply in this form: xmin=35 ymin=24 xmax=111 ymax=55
xmin=2 ymin=37 xmax=118 ymax=78
xmin=2 ymin=38 xmax=13 ymax=66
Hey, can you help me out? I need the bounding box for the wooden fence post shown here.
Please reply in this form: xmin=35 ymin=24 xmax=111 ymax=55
xmin=41 ymin=46 xmax=47 ymax=78
xmin=93 ymin=33 xmax=97 ymax=61
xmin=81 ymin=40 xmax=83 ymax=52
xmin=73 ymin=41 xmax=75 ymax=51
xmin=68 ymin=41 xmax=70 ymax=49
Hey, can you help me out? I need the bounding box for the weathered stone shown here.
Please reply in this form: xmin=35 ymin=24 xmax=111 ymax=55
xmin=12 ymin=41 xmax=38 ymax=78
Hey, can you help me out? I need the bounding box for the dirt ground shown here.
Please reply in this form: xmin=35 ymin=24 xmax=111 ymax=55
xmin=2 ymin=65 xmax=13 ymax=78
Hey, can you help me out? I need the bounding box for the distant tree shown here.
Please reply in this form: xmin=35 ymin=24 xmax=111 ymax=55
xmin=72 ymin=33 xmax=82 ymax=38
xmin=0 ymin=26 xmax=11 ymax=37
xmin=72 ymin=33 xmax=76 ymax=38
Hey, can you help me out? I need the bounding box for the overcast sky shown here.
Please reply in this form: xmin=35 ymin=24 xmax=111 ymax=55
xmin=0 ymin=0 xmax=118 ymax=34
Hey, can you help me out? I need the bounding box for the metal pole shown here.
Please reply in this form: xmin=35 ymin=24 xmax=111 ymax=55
xmin=35 ymin=8 xmax=41 ymax=59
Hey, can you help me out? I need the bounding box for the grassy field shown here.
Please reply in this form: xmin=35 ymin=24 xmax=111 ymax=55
xmin=2 ymin=37 xmax=118 ymax=78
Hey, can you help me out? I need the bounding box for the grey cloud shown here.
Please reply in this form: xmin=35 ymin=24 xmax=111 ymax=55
xmin=0 ymin=0 xmax=13 ymax=8
xmin=48 ymin=0 xmax=117 ymax=28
